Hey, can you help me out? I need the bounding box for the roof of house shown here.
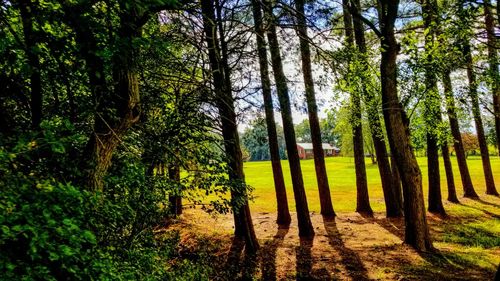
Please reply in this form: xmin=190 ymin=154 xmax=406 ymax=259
xmin=297 ymin=143 xmax=338 ymax=150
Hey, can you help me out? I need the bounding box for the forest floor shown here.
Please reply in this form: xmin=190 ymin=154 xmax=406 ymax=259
xmin=166 ymin=195 xmax=500 ymax=280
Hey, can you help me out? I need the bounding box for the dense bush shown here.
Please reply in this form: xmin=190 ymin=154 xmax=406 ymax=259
xmin=0 ymin=121 xmax=213 ymax=280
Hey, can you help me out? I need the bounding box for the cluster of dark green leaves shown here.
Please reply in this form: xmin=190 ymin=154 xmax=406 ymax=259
xmin=0 ymin=119 xmax=216 ymax=280
xmin=241 ymin=117 xmax=287 ymax=161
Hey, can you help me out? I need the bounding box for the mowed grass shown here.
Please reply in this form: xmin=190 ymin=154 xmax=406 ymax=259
xmin=244 ymin=156 xmax=500 ymax=214
xmin=244 ymin=156 xmax=500 ymax=275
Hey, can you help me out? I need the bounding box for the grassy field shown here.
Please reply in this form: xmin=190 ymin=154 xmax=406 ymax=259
xmin=244 ymin=156 xmax=500 ymax=214
xmin=240 ymin=156 xmax=500 ymax=278
xmin=179 ymin=156 xmax=500 ymax=279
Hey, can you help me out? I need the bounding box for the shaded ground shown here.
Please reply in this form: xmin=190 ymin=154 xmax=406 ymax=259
xmin=166 ymin=196 xmax=500 ymax=280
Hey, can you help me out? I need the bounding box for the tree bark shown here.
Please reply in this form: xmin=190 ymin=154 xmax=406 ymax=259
xmin=251 ymin=0 xmax=291 ymax=226
xmin=442 ymin=71 xmax=477 ymax=198
xmin=463 ymin=40 xmax=498 ymax=196
xmin=296 ymin=0 xmax=336 ymax=217
xmin=422 ymin=0 xmax=446 ymax=215
xmin=350 ymin=0 xmax=400 ymax=216
xmin=484 ymin=0 xmax=500 ymax=158
xmin=263 ymin=0 xmax=315 ymax=236
xmin=168 ymin=164 xmax=182 ymax=216
xmin=18 ymin=0 xmax=42 ymax=130
xmin=390 ymin=153 xmax=404 ymax=212
xmin=378 ymin=0 xmax=433 ymax=251
xmin=81 ymin=11 xmax=143 ymax=191
xmin=201 ymin=0 xmax=259 ymax=252
xmin=342 ymin=0 xmax=372 ymax=215
xmin=441 ymin=143 xmax=459 ymax=203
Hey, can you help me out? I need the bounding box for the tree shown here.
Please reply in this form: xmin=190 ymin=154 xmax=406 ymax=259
xmin=342 ymin=0 xmax=372 ymax=215
xmin=242 ymin=118 xmax=273 ymax=161
xmin=201 ymin=0 xmax=259 ymax=252
xmin=295 ymin=119 xmax=312 ymax=142
xmin=483 ymin=0 xmax=500 ymax=157
xmin=442 ymin=142 xmax=459 ymax=203
xmin=421 ymin=0 xmax=446 ymax=215
xmin=263 ymin=0 xmax=315 ymax=236
xmin=321 ymin=110 xmax=341 ymax=146
xmin=59 ymin=0 xmax=178 ymax=191
xmin=17 ymin=0 xmax=42 ymax=130
xmin=461 ymin=132 xmax=480 ymax=157
xmin=458 ymin=1 xmax=498 ymax=196
xmin=443 ymin=68 xmax=476 ymax=198
xmin=251 ymin=0 xmax=291 ymax=226
xmin=376 ymin=0 xmax=433 ymax=251
xmin=241 ymin=118 xmax=287 ymax=161
xmin=347 ymin=0 xmax=403 ymax=217
xmin=295 ymin=0 xmax=335 ymax=217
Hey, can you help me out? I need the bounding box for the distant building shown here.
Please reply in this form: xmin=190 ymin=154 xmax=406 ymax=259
xmin=296 ymin=143 xmax=340 ymax=159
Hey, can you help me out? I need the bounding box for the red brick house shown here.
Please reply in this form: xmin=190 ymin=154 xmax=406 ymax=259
xmin=296 ymin=143 xmax=339 ymax=159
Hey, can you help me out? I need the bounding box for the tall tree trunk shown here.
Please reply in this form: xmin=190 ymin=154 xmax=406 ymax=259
xmin=390 ymin=153 xmax=404 ymax=211
xmin=350 ymin=0 xmax=400 ymax=216
xmin=443 ymin=71 xmax=477 ymax=198
xmin=296 ymin=0 xmax=336 ymax=217
xmin=83 ymin=11 xmax=142 ymax=191
xmin=251 ymin=0 xmax=291 ymax=226
xmin=168 ymin=164 xmax=182 ymax=216
xmin=427 ymin=133 xmax=445 ymax=213
xmin=463 ymin=40 xmax=498 ymax=196
xmin=342 ymin=0 xmax=372 ymax=215
xmin=422 ymin=0 xmax=446 ymax=215
xmin=263 ymin=0 xmax=315 ymax=236
xmin=19 ymin=0 xmax=42 ymax=130
xmin=484 ymin=0 xmax=500 ymax=158
xmin=378 ymin=0 xmax=433 ymax=251
xmin=201 ymin=0 xmax=259 ymax=253
xmin=441 ymin=142 xmax=459 ymax=203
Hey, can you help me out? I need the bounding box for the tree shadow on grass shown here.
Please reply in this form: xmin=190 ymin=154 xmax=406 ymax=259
xmin=360 ymin=213 xmax=406 ymax=241
xmin=402 ymin=249 xmax=497 ymax=280
xmin=357 ymin=215 xmax=497 ymax=280
xmin=440 ymin=222 xmax=500 ymax=249
xmin=322 ymin=216 xmax=370 ymax=281
xmin=222 ymin=237 xmax=258 ymax=280
xmin=473 ymin=198 xmax=500 ymax=209
xmin=260 ymin=227 xmax=289 ymax=281
xmin=458 ymin=202 xmax=500 ymax=219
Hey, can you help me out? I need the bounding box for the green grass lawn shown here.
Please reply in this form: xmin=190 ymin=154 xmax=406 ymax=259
xmin=244 ymin=156 xmax=500 ymax=276
xmin=244 ymin=156 xmax=500 ymax=214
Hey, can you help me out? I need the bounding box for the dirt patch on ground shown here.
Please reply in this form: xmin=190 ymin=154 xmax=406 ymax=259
xmin=168 ymin=206 xmax=498 ymax=280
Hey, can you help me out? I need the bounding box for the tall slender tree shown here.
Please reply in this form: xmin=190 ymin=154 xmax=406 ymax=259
xmin=168 ymin=164 xmax=182 ymax=215
xmin=348 ymin=0 xmax=401 ymax=217
xmin=442 ymin=71 xmax=477 ymax=198
xmin=483 ymin=0 xmax=500 ymax=159
xmin=263 ymin=0 xmax=315 ymax=236
xmin=68 ymin=3 xmax=143 ymax=191
xmin=422 ymin=0 xmax=446 ymax=215
xmin=376 ymin=0 xmax=433 ymax=251
xmin=442 ymin=142 xmax=459 ymax=203
xmin=201 ymin=0 xmax=259 ymax=252
xmin=341 ymin=0 xmax=372 ymax=215
xmin=18 ymin=0 xmax=42 ymax=130
xmin=295 ymin=0 xmax=336 ymax=217
xmin=251 ymin=0 xmax=291 ymax=226
xmin=460 ymin=26 xmax=498 ymax=196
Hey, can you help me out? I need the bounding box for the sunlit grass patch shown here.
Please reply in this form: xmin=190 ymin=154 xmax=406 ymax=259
xmin=439 ymin=221 xmax=500 ymax=248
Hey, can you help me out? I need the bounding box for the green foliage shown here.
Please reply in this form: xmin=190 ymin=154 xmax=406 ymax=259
xmin=294 ymin=117 xmax=341 ymax=146
xmin=331 ymin=106 xmax=374 ymax=156
xmin=0 ymin=180 xmax=100 ymax=280
xmin=0 ymin=121 xmax=216 ymax=280
xmin=242 ymin=117 xmax=286 ymax=161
